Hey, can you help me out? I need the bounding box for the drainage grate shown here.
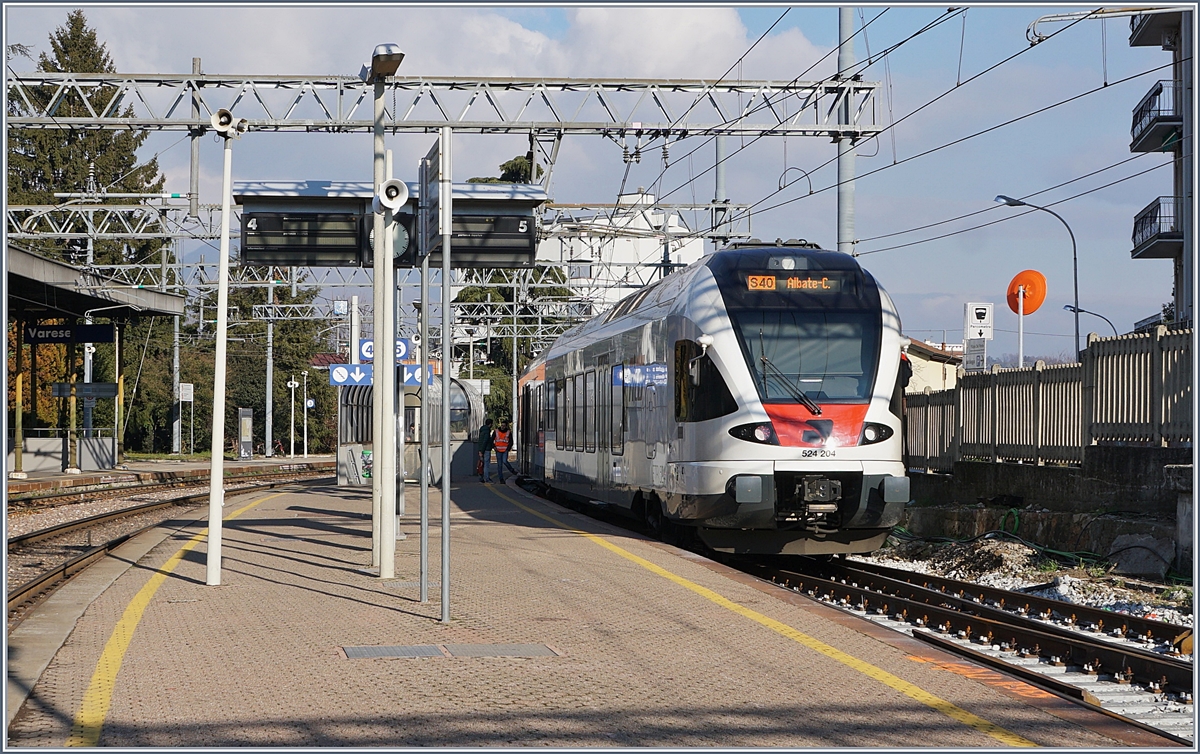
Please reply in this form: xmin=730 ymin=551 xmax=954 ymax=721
xmin=444 ymin=644 xmax=556 ymax=658
xmin=386 ymin=581 xmax=440 ymax=588
xmin=343 ymin=645 xmax=443 ymax=659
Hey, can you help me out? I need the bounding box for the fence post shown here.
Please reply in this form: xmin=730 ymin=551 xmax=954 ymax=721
xmin=1152 ymin=324 xmax=1166 ymax=447
xmin=1082 ymin=333 xmax=1097 ymax=452
xmin=1033 ymin=360 xmax=1045 ymax=465
xmin=953 ymin=366 xmax=963 ymax=465
xmin=922 ymin=386 xmax=932 ymax=473
xmin=990 ymin=363 xmax=1000 ymax=463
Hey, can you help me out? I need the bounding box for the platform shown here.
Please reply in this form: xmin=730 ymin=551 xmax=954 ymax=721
xmin=5 ymin=478 xmax=1174 ymax=747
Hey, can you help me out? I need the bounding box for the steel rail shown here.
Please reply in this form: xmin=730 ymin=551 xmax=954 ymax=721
xmin=841 ymin=558 xmax=1192 ymax=653
xmin=755 ymin=564 xmax=1193 ymax=695
xmin=7 ymin=477 xmax=326 ymax=611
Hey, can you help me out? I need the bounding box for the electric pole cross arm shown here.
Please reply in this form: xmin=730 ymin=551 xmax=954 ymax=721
xmin=7 ymin=73 xmax=882 ymax=137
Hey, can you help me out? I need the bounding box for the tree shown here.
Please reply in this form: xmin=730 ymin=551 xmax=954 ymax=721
xmin=467 ymin=154 xmax=543 ymax=184
xmin=7 ymin=10 xmax=165 ymax=264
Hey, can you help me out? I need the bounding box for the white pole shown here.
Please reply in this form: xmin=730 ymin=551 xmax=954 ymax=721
xmin=440 ymin=126 xmax=453 ymax=623
xmin=1018 ymin=286 xmax=1025 ymax=368
xmin=370 ymin=78 xmax=385 ymax=570
xmin=206 ymin=134 xmax=234 ymax=587
xmin=303 ymin=371 xmax=308 ymax=459
xmin=837 ymin=7 xmax=856 ymax=256
xmin=289 ymin=375 xmax=296 ymax=458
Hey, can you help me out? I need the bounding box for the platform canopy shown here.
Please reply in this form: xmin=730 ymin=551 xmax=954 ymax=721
xmin=7 ymin=244 xmax=185 ymax=320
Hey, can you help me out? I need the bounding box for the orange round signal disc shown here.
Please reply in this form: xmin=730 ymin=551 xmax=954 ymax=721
xmin=1007 ymin=269 xmax=1047 ymax=315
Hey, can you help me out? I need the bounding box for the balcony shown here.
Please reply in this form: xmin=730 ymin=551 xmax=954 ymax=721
xmin=1132 ymin=196 xmax=1183 ymax=259
xmin=1129 ymin=11 xmax=1182 ymax=48
xmin=1130 ymin=80 xmax=1182 ymax=152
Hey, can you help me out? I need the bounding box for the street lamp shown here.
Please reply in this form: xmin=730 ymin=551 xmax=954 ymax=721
xmin=1064 ymin=304 xmax=1118 ymax=337
xmin=302 ymin=371 xmax=309 ymax=459
xmin=364 ymin=42 xmax=404 ymax=581
xmin=287 ymin=375 xmax=298 ymax=459
xmin=995 ymin=195 xmax=1080 ymax=356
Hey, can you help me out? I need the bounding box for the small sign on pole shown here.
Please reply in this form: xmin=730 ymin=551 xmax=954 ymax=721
xmin=964 ymin=302 xmax=994 ymax=342
xmin=964 ymin=338 xmax=988 ymax=372
xmin=179 ymin=383 xmax=194 ymax=402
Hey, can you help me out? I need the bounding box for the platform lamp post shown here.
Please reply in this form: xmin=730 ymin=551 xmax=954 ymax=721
xmin=1064 ymin=304 xmax=1118 ymax=337
xmin=287 ymin=375 xmax=298 ymax=458
xmin=364 ymin=43 xmax=404 ymax=580
xmin=206 ymin=108 xmax=249 ymax=587
xmin=302 ymin=370 xmax=309 ymax=459
xmin=995 ymin=195 xmax=1080 ymax=357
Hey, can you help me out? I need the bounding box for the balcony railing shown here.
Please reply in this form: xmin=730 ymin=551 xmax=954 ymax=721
xmin=1133 ymin=196 xmax=1182 ymax=249
xmin=1131 ymin=80 xmax=1181 ymax=145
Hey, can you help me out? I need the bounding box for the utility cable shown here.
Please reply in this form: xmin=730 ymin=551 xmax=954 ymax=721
xmin=856 ymin=147 xmax=1175 ymax=244
xmin=731 ymin=56 xmax=1179 ymax=236
xmin=685 ymin=11 xmax=1100 ymax=233
xmin=856 ymin=155 xmax=1174 ymax=255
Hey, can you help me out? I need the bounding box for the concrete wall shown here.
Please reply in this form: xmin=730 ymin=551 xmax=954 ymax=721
xmin=6 ymin=437 xmax=115 ymax=473
xmin=909 ymin=445 xmax=1192 ymax=514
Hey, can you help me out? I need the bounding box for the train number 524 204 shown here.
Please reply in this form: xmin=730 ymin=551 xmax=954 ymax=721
xmin=800 ymin=449 xmax=836 ymax=458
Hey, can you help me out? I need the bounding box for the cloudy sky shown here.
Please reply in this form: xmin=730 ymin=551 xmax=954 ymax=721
xmin=5 ymin=4 xmax=1182 ymax=360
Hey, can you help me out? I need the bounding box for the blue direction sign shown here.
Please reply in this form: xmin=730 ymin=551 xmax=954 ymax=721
xmin=359 ymin=338 xmax=412 ymax=362
xmin=402 ymin=365 xmax=435 ymax=386
xmin=329 ymin=363 xmax=373 ymax=386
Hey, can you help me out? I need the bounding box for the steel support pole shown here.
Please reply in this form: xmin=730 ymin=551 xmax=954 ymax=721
xmin=12 ymin=315 xmax=24 ymax=477
xmin=289 ymin=376 xmax=296 ymax=459
xmin=440 ymin=126 xmax=452 ymax=624
xmin=1181 ymin=11 xmax=1194 ymax=324
xmin=266 ymin=284 xmax=274 ymax=457
xmin=370 ymin=80 xmax=385 ymax=570
xmin=372 ymin=79 xmax=398 ymax=579
xmin=189 ymin=58 xmax=200 ymax=218
xmin=206 ymin=134 xmax=234 ymax=586
xmin=420 ymin=247 xmax=430 ymax=604
xmin=303 ymin=372 xmax=308 ymax=459
xmin=837 ymin=7 xmax=856 ymax=256
xmin=1018 ymin=286 xmax=1025 ymax=368
xmin=173 ymin=313 xmax=181 ymax=454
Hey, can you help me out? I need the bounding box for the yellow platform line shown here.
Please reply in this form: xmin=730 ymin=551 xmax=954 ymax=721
xmin=492 ymin=486 xmax=1037 ymax=748
xmin=66 ymin=492 xmax=284 ymax=747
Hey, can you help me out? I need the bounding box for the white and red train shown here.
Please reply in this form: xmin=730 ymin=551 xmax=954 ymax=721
xmin=517 ymin=240 xmax=909 ymax=556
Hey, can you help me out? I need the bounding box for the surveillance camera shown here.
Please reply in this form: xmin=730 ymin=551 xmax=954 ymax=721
xmin=411 ymin=332 xmax=422 ymax=345
xmin=372 ymin=179 xmax=409 ymax=214
xmin=210 ymin=109 xmax=249 ymax=137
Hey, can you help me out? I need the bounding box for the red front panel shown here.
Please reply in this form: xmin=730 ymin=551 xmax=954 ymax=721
xmin=762 ymin=403 xmax=869 ymax=447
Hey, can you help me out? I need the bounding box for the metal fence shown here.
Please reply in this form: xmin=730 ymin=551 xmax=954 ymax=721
xmin=905 ymin=326 xmax=1191 ymax=472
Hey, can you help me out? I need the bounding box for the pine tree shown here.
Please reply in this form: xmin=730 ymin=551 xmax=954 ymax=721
xmin=7 ymin=9 xmax=165 ymax=264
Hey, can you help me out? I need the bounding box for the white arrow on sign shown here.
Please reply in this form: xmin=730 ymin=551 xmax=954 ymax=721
xmin=350 ymin=366 xmax=368 ymax=383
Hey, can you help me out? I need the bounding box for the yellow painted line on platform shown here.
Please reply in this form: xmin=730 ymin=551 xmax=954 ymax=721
xmin=492 ymin=486 xmax=1037 ymax=748
xmin=66 ymin=492 xmax=284 ymax=747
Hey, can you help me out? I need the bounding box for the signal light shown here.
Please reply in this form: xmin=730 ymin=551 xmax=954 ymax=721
xmin=729 ymin=422 xmax=779 ymax=445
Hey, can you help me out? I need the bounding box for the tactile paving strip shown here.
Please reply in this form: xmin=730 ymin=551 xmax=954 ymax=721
xmin=341 ymin=644 xmax=556 ymax=659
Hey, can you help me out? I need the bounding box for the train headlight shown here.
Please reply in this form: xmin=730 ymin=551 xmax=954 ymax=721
xmin=860 ymin=422 xmax=894 ymax=445
xmin=729 ymin=422 xmax=779 ymax=445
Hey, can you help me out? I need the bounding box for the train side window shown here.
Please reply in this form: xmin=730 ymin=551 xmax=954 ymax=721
xmin=563 ymin=376 xmax=574 ymax=451
xmin=611 ymin=365 xmax=625 ymax=455
xmin=574 ymin=373 xmax=585 ymax=451
xmin=674 ymin=339 xmax=738 ymax=423
xmin=555 ymin=378 xmax=566 ymax=450
xmin=585 ymin=370 xmax=597 ymax=452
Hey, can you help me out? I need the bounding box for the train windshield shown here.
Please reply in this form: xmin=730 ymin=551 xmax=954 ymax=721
xmin=708 ymin=250 xmax=882 ymax=403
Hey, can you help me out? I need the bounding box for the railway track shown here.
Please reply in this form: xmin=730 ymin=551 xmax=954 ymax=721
xmin=7 ymin=474 xmax=331 ymax=628
xmin=739 ymin=557 xmax=1194 ymax=744
xmin=7 ymin=464 xmax=332 ymax=511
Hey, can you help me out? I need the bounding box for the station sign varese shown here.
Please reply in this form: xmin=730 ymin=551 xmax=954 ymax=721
xmin=25 ymin=323 xmax=115 ymax=343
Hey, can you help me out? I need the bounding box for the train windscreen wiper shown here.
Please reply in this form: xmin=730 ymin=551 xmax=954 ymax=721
xmin=758 ymin=354 xmax=822 ymax=415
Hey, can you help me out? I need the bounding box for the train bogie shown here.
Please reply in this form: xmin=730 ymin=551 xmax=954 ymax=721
xmin=518 ymin=242 xmax=910 ymax=556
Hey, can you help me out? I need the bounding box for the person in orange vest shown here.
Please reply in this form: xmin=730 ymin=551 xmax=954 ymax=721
xmin=493 ymin=419 xmax=517 ymax=482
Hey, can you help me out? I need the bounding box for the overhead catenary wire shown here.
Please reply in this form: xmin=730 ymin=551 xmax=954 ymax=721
xmin=719 ymin=55 xmax=1179 ymax=239
xmin=855 ymin=155 xmax=1176 ymax=256
xmin=656 ymin=8 xmax=1097 ymax=242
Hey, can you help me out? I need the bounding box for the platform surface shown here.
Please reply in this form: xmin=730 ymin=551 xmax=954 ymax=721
xmin=6 ymin=478 xmax=1159 ymax=747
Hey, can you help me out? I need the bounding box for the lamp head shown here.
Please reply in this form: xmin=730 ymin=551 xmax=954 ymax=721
xmin=995 ymin=195 xmax=1025 ymax=207
xmin=1063 ymin=304 xmax=1077 ymax=313
xmin=368 ymin=43 xmax=405 ymax=81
